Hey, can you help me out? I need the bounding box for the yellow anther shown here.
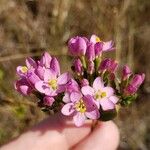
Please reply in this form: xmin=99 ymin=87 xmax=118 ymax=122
xmin=96 ymin=37 xmax=101 ymax=42
xmin=95 ymin=91 xmax=107 ymax=100
xmin=21 ymin=66 xmax=28 ymax=73
xmin=75 ymin=99 xmax=86 ymax=113
xmin=48 ymin=79 xmax=57 ymax=90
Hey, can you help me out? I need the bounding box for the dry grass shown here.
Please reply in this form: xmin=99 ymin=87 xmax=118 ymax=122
xmin=0 ymin=0 xmax=150 ymax=149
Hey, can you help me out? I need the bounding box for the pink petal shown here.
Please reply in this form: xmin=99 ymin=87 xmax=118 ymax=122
xmin=85 ymin=109 xmax=100 ymax=119
xmin=81 ymin=86 xmax=94 ymax=96
xmin=102 ymin=87 xmax=114 ymax=97
xmin=26 ymin=57 xmax=37 ymax=68
xmin=44 ymin=69 xmax=56 ymax=82
xmin=70 ymin=92 xmax=82 ymax=103
xmin=63 ymin=93 xmax=71 ymax=103
xmin=35 ymin=81 xmax=46 ymax=93
xmin=57 ymin=72 xmax=71 ymax=85
xmin=90 ymin=34 xmax=100 ymax=44
xmin=61 ymin=103 xmax=75 ymax=116
xmin=109 ymin=96 xmax=119 ymax=104
xmin=102 ymin=41 xmax=114 ymax=51
xmin=73 ymin=113 xmax=86 ymax=127
xmin=44 ymin=87 xmax=57 ymax=96
xmin=100 ymin=98 xmax=115 ymax=111
xmin=50 ymin=57 xmax=60 ymax=76
xmin=93 ymin=77 xmax=104 ymax=91
xmin=36 ymin=65 xmax=45 ymax=79
xmin=40 ymin=52 xmax=52 ymax=68
xmin=16 ymin=66 xmax=26 ymax=76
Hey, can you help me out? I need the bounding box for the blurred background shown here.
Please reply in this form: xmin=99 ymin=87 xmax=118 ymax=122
xmin=0 ymin=0 xmax=149 ymax=149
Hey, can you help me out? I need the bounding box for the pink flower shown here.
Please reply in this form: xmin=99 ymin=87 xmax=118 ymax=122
xmin=81 ymin=77 xmax=118 ymax=111
xmin=68 ymin=36 xmax=87 ymax=56
xmin=61 ymin=91 xmax=100 ymax=127
xmin=17 ymin=57 xmax=37 ymax=77
xmin=35 ymin=69 xmax=71 ymax=96
xmin=90 ymin=35 xmax=115 ymax=53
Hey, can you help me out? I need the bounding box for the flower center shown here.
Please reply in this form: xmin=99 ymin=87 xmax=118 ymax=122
xmin=95 ymin=90 xmax=107 ymax=100
xmin=75 ymin=99 xmax=86 ymax=113
xmin=21 ymin=66 xmax=28 ymax=73
xmin=96 ymin=37 xmax=101 ymax=42
xmin=48 ymin=79 xmax=57 ymax=90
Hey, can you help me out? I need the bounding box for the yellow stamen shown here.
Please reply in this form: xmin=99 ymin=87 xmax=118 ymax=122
xmin=48 ymin=79 xmax=57 ymax=90
xmin=75 ymin=99 xmax=86 ymax=113
xmin=21 ymin=66 xmax=28 ymax=73
xmin=96 ymin=37 xmax=101 ymax=42
xmin=95 ymin=90 xmax=107 ymax=100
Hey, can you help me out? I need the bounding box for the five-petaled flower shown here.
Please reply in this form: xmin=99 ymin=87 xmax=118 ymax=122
xmin=81 ymin=77 xmax=119 ymax=111
xmin=61 ymin=91 xmax=100 ymax=127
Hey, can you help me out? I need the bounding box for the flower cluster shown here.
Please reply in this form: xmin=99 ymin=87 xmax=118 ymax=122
xmin=15 ymin=35 xmax=145 ymax=127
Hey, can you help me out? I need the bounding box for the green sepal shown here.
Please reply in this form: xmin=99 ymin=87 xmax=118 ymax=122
xmin=121 ymin=94 xmax=137 ymax=106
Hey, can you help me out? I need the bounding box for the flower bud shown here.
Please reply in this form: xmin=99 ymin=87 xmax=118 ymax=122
xmin=87 ymin=60 xmax=94 ymax=74
xmin=68 ymin=36 xmax=87 ymax=56
xmin=86 ymin=43 xmax=95 ymax=61
xmin=122 ymin=65 xmax=132 ymax=80
xmin=130 ymin=74 xmax=145 ymax=88
xmin=80 ymin=79 xmax=89 ymax=87
xmin=73 ymin=59 xmax=83 ymax=75
xmin=108 ymin=60 xmax=118 ymax=73
xmin=94 ymin=42 xmax=103 ymax=57
xmin=99 ymin=58 xmax=111 ymax=72
xmin=43 ymin=96 xmax=55 ymax=106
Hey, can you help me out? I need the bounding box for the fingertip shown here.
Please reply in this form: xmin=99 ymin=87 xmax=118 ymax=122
xmin=73 ymin=121 xmax=120 ymax=150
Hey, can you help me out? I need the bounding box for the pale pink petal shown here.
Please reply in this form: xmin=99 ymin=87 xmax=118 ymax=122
xmin=109 ymin=96 xmax=119 ymax=104
xmin=90 ymin=34 xmax=100 ymax=44
xmin=73 ymin=113 xmax=86 ymax=127
xmin=57 ymin=72 xmax=71 ymax=85
xmin=93 ymin=77 xmax=104 ymax=91
xmin=61 ymin=103 xmax=75 ymax=116
xmin=16 ymin=66 xmax=26 ymax=76
xmin=35 ymin=81 xmax=46 ymax=93
xmin=50 ymin=57 xmax=60 ymax=76
xmin=85 ymin=109 xmax=100 ymax=119
xmin=100 ymin=98 xmax=115 ymax=111
xmin=102 ymin=87 xmax=114 ymax=97
xmin=81 ymin=86 xmax=94 ymax=96
xmin=102 ymin=41 xmax=114 ymax=51
xmin=26 ymin=57 xmax=37 ymax=68
xmin=70 ymin=92 xmax=82 ymax=102
xmin=44 ymin=87 xmax=57 ymax=96
xmin=62 ymin=93 xmax=71 ymax=103
xmin=44 ymin=69 xmax=56 ymax=82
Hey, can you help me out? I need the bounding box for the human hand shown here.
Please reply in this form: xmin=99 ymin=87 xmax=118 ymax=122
xmin=1 ymin=113 xmax=119 ymax=150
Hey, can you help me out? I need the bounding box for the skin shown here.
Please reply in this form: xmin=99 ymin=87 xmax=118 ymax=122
xmin=1 ymin=113 xmax=119 ymax=150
